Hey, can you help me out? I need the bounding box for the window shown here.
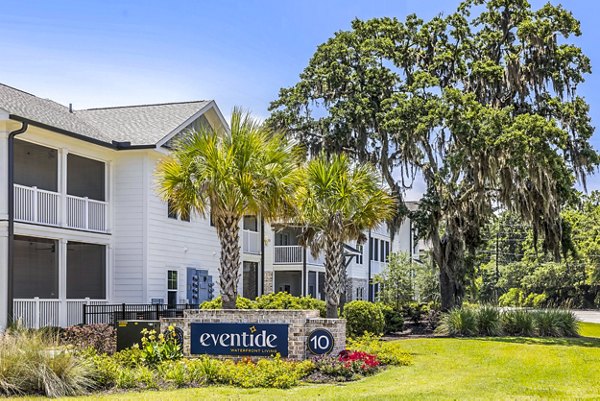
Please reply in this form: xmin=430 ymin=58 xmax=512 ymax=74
xmin=167 ymin=199 xmax=178 ymax=219
xmin=67 ymin=242 xmax=106 ymax=299
xmin=373 ymin=239 xmax=379 ymax=261
xmin=167 ymin=270 xmax=178 ymax=307
xmin=356 ymin=245 xmax=363 ymax=264
xmin=13 ymin=236 xmax=58 ymax=298
xmin=243 ymin=215 xmax=258 ymax=231
xmin=167 ymin=199 xmax=190 ymax=222
xmin=385 ymin=241 xmax=390 ymax=262
xmin=242 ymin=262 xmax=258 ymax=299
xmin=380 ymin=240 xmax=385 ymax=263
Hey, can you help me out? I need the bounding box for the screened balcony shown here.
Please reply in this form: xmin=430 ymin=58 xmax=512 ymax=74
xmin=13 ymin=140 xmax=109 ymax=233
xmin=11 ymin=236 xmax=108 ymax=328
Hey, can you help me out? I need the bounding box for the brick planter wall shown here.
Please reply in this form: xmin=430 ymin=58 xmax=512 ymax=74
xmin=161 ymin=309 xmax=345 ymax=360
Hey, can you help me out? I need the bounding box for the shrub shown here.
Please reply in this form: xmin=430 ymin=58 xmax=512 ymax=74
xmin=138 ymin=325 xmax=182 ymax=366
xmin=533 ymin=309 xmax=579 ymax=337
xmin=200 ymin=295 xmax=257 ymax=309
xmin=312 ymin=350 xmax=380 ymax=381
xmin=255 ymin=292 xmax=326 ymax=317
xmin=499 ymin=288 xmax=526 ymax=307
xmin=476 ymin=305 xmax=502 ymax=336
xmin=344 ymin=301 xmax=385 ymax=337
xmin=501 ymin=309 xmax=535 ymax=336
xmin=346 ymin=333 xmax=413 ymax=366
xmin=0 ymin=330 xmax=94 ymax=397
xmin=61 ymin=324 xmax=116 ymax=354
xmin=402 ymin=302 xmax=430 ymax=324
xmin=436 ymin=308 xmax=477 ymax=336
xmin=200 ymin=293 xmax=327 ymax=317
xmin=378 ymin=304 xmax=404 ymax=334
xmin=216 ymin=356 xmax=314 ymax=388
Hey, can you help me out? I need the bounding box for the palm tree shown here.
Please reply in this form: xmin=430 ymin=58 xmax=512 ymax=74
xmin=157 ymin=108 xmax=303 ymax=309
xmin=297 ymin=153 xmax=396 ymax=318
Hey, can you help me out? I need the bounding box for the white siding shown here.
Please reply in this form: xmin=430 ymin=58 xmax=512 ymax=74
xmin=112 ymin=154 xmax=146 ymax=303
xmin=145 ymin=152 xmax=221 ymax=304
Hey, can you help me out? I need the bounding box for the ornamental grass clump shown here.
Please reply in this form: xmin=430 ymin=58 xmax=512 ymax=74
xmin=533 ymin=309 xmax=579 ymax=337
xmin=502 ymin=309 xmax=535 ymax=336
xmin=0 ymin=329 xmax=94 ymax=397
xmin=476 ymin=305 xmax=502 ymax=336
xmin=436 ymin=308 xmax=477 ymax=337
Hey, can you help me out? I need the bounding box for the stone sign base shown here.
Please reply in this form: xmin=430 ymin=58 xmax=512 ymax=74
xmin=161 ymin=309 xmax=346 ymax=360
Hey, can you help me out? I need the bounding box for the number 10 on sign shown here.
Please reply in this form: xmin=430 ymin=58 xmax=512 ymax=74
xmin=307 ymin=329 xmax=334 ymax=355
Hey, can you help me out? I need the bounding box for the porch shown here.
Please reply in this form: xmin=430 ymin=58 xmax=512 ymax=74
xmin=10 ymin=235 xmax=109 ymax=329
xmin=12 ymin=139 xmax=109 ymax=233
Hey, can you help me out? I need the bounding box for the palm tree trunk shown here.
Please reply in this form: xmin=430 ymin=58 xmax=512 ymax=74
xmin=216 ymin=214 xmax=241 ymax=309
xmin=324 ymin=233 xmax=344 ymax=319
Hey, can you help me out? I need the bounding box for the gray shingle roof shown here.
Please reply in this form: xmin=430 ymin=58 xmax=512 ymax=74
xmin=0 ymin=82 xmax=212 ymax=147
xmin=76 ymin=101 xmax=211 ymax=146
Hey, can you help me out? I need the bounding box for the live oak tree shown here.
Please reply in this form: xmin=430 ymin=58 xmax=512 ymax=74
xmin=268 ymin=0 xmax=598 ymax=310
xmin=297 ymin=153 xmax=395 ymax=318
xmin=157 ymin=108 xmax=303 ymax=309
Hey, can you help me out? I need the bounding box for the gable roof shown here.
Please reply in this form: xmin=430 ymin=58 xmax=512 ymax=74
xmin=0 ymin=82 xmax=215 ymax=148
xmin=75 ymin=101 xmax=211 ymax=146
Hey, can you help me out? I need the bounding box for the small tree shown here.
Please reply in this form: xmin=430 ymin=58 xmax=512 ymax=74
xmin=374 ymin=252 xmax=415 ymax=310
xmin=297 ymin=153 xmax=396 ymax=318
xmin=156 ymin=108 xmax=303 ymax=309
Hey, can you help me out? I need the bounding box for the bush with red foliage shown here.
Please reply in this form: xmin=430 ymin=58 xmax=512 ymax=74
xmin=338 ymin=350 xmax=380 ymax=374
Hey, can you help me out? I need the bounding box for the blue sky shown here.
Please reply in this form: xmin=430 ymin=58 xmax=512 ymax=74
xmin=2 ymin=0 xmax=600 ymax=199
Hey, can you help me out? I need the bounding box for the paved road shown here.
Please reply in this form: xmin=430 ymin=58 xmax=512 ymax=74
xmin=573 ymin=310 xmax=600 ymax=324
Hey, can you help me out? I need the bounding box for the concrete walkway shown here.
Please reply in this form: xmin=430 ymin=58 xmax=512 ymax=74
xmin=573 ymin=310 xmax=600 ymax=324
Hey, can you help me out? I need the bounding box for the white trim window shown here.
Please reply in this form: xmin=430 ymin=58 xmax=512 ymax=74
xmin=167 ymin=270 xmax=178 ymax=307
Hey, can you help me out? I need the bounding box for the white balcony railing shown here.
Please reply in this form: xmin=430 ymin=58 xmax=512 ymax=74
xmin=14 ymin=184 xmax=108 ymax=233
xmin=274 ymin=245 xmax=303 ymax=264
xmin=14 ymin=184 xmax=60 ymax=226
xmin=13 ymin=298 xmax=108 ymax=328
xmin=242 ymin=229 xmax=261 ymax=254
xmin=67 ymin=195 xmax=108 ymax=232
xmin=370 ymin=261 xmax=388 ymax=276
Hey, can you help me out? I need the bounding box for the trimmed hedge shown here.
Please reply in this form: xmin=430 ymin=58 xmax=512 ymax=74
xmin=200 ymin=293 xmax=326 ymax=317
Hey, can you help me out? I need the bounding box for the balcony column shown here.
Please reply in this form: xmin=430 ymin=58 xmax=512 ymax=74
xmin=59 ymin=148 xmax=68 ymax=228
xmin=58 ymin=238 xmax=68 ymax=327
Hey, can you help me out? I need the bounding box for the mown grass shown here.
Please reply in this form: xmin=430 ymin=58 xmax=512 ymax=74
xmin=13 ymin=323 xmax=600 ymax=401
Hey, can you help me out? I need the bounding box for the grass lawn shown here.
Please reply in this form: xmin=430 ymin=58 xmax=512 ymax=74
xmin=15 ymin=323 xmax=600 ymax=401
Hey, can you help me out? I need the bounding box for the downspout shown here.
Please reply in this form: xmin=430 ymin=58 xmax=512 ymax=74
xmin=260 ymin=216 xmax=265 ymax=296
xmin=367 ymin=229 xmax=372 ymax=302
xmin=7 ymin=121 xmax=28 ymax=324
xmin=302 ymin=246 xmax=307 ymax=297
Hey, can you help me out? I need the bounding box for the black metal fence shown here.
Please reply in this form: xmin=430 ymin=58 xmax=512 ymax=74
xmin=82 ymin=303 xmax=201 ymax=326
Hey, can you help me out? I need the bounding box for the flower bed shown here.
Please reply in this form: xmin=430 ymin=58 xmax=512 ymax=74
xmin=0 ymin=327 xmax=413 ymax=397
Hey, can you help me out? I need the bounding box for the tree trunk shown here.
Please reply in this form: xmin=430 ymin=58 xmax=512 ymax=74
xmin=435 ymin=233 xmax=465 ymax=311
xmin=217 ymin=214 xmax=241 ymax=309
xmin=324 ymin=233 xmax=344 ymax=319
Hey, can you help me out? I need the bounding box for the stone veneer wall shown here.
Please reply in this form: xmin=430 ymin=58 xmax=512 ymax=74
xmin=161 ymin=309 xmax=345 ymax=360
xmin=263 ymin=271 xmax=274 ymax=294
